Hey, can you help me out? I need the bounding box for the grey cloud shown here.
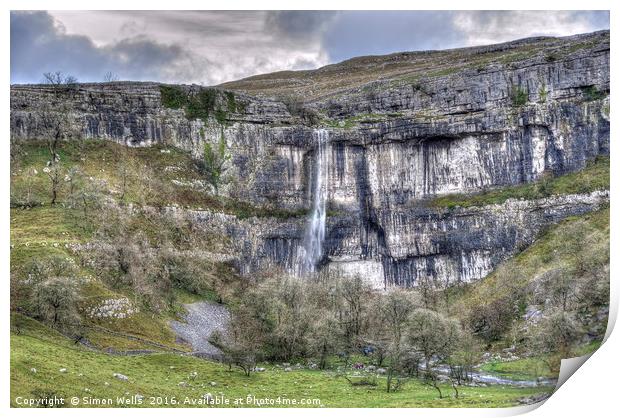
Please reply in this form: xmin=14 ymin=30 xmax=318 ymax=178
xmin=265 ymin=11 xmax=338 ymax=39
xmin=10 ymin=11 xmax=201 ymax=84
xmin=11 ymin=10 xmax=609 ymax=85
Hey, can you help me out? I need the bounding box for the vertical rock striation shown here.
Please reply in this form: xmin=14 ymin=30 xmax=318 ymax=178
xmin=10 ymin=31 xmax=610 ymax=288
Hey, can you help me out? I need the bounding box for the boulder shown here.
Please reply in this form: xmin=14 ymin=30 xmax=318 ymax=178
xmin=113 ymin=373 xmax=129 ymax=381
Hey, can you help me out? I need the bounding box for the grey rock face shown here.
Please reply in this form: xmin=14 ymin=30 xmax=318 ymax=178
xmin=10 ymin=31 xmax=610 ymax=288
xmin=172 ymin=191 xmax=608 ymax=288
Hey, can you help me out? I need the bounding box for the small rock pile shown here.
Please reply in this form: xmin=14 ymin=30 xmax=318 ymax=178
xmin=87 ymin=298 xmax=138 ymax=319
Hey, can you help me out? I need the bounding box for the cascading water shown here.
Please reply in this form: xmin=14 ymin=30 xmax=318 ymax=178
xmin=298 ymin=129 xmax=330 ymax=275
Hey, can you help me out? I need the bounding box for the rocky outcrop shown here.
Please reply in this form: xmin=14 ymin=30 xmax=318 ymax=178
xmin=10 ymin=31 xmax=610 ymax=288
xmin=169 ymin=190 xmax=608 ymax=288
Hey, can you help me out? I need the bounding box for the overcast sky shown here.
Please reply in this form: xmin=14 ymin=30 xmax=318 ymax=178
xmin=10 ymin=10 xmax=609 ymax=85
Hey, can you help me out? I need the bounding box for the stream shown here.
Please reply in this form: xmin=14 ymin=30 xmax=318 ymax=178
xmin=431 ymin=364 xmax=556 ymax=387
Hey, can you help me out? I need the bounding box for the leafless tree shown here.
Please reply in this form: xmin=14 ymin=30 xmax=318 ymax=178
xmin=407 ymin=309 xmax=461 ymax=399
xmin=114 ymin=146 xmax=131 ymax=203
xmin=43 ymin=161 xmax=63 ymax=205
xmin=43 ymin=71 xmax=78 ymax=96
xmin=334 ymin=276 xmax=371 ymax=349
xmin=27 ymin=256 xmax=81 ymax=333
xmin=360 ymin=289 xmax=420 ymax=392
xmin=209 ymin=320 xmax=262 ymax=376
xmin=38 ymin=105 xmax=77 ymax=204
xmin=103 ymin=71 xmax=119 ymax=82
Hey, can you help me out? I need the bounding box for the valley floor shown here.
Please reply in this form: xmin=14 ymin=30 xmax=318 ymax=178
xmin=10 ymin=316 xmax=552 ymax=408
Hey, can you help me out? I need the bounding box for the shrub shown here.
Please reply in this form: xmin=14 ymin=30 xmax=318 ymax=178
xmin=527 ymin=310 xmax=583 ymax=372
xmin=160 ymin=85 xmax=232 ymax=124
xmin=544 ymin=53 xmax=558 ymax=62
xmin=538 ymin=85 xmax=548 ymax=102
xmin=186 ymin=89 xmax=217 ymax=121
xmin=203 ymin=133 xmax=230 ymax=195
xmin=536 ymin=171 xmax=554 ymax=197
xmin=467 ymin=292 xmax=523 ymax=341
xmin=583 ymin=85 xmax=605 ymax=102
xmin=511 ymin=85 xmax=528 ymax=107
xmin=225 ymin=91 xmax=238 ymax=112
xmin=164 ymin=253 xmax=214 ymax=296
xmin=31 ymin=277 xmax=80 ymax=332
xmin=159 ymin=85 xmax=188 ymax=109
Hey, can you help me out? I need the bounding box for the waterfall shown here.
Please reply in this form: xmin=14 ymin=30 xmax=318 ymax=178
xmin=298 ymin=129 xmax=330 ymax=275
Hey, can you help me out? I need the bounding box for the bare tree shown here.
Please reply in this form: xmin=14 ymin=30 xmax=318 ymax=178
xmin=64 ymin=166 xmax=84 ymax=208
xmin=43 ymin=161 xmax=63 ymax=205
xmin=309 ymin=314 xmax=340 ymax=369
xmin=43 ymin=71 xmax=78 ymax=96
xmin=360 ymin=289 xmax=421 ymax=393
xmin=103 ymin=71 xmax=119 ymax=82
xmin=407 ymin=309 xmax=461 ymax=399
xmin=32 ymin=277 xmax=80 ymax=330
xmin=334 ymin=276 xmax=371 ymax=350
xmin=416 ymin=276 xmax=440 ymax=310
xmin=209 ymin=319 xmax=262 ymax=377
xmin=37 ymin=101 xmax=80 ymax=205
xmin=75 ymin=176 xmax=104 ymax=221
xmin=40 ymin=107 xmax=66 ymax=205
xmin=27 ymin=256 xmax=81 ymax=333
xmin=446 ymin=332 xmax=481 ymax=392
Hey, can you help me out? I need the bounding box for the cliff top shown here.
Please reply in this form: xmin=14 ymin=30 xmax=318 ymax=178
xmin=219 ymin=30 xmax=609 ymax=101
xmin=10 ymin=30 xmax=609 ymax=118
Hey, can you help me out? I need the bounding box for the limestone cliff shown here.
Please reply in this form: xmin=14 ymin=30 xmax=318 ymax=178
xmin=10 ymin=30 xmax=610 ymax=288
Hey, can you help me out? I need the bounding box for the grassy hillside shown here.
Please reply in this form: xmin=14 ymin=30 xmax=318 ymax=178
xmin=11 ymin=315 xmax=550 ymax=408
xmin=220 ymin=31 xmax=608 ymax=101
xmin=10 ymin=204 xmax=190 ymax=352
xmin=10 ymin=140 xmax=246 ymax=352
xmin=10 ymin=139 xmax=306 ymax=219
xmin=456 ymin=206 xmax=609 ymax=317
xmin=453 ymin=206 xmax=609 ymax=376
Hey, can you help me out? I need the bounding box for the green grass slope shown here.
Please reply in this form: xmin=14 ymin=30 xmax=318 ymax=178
xmin=457 ymin=207 xmax=609 ymax=378
xmin=10 ymin=139 xmax=307 ymax=218
xmin=11 ymin=315 xmax=550 ymax=408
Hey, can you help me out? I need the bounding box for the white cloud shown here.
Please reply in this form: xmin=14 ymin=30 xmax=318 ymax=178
xmin=452 ymin=11 xmax=608 ymax=47
xmin=45 ymin=10 xmax=330 ymax=85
